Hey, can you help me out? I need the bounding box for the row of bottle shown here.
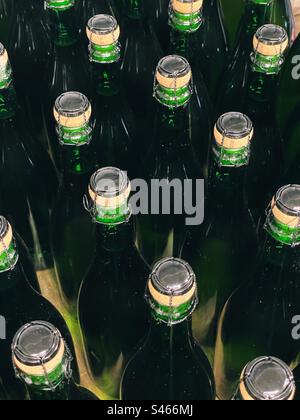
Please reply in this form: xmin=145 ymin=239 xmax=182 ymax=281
xmin=2 ymin=211 xmax=300 ymax=401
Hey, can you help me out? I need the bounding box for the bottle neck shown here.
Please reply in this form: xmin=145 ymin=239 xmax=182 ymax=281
xmin=95 ymin=217 xmax=135 ymax=252
xmin=91 ymin=61 xmax=121 ymax=97
xmin=244 ymin=1 xmax=274 ymax=34
xmin=26 ymin=377 xmax=72 ymax=401
xmin=47 ymin=6 xmax=79 ymax=47
xmin=147 ymin=314 xmax=193 ymax=347
xmin=60 ymin=144 xmax=96 ymax=179
xmin=0 ymin=81 xmax=17 ymax=119
xmin=169 ymin=4 xmax=203 ymax=34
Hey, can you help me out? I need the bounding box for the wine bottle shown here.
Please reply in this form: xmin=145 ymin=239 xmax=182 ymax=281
xmin=79 ymin=167 xmax=150 ymax=400
xmin=0 ymin=217 xmax=77 ymax=400
xmin=271 ymin=0 xmax=295 ymax=42
xmin=121 ymin=0 xmax=162 ymax=139
xmin=121 ymin=257 xmax=216 ymax=400
xmin=181 ymin=112 xmax=257 ymax=363
xmin=51 ymin=92 xmax=97 ymax=317
xmin=12 ymin=321 xmax=98 ymax=400
xmin=232 ymin=356 xmax=296 ymax=401
xmin=9 ymin=0 xmax=50 ymax=149
xmin=276 ymin=33 xmax=300 ymax=172
xmin=214 ymin=184 xmax=300 ymax=400
xmin=43 ymin=0 xmax=91 ymax=168
xmin=86 ymin=14 xmax=137 ymax=178
xmin=136 ymin=55 xmax=205 ymax=267
xmin=219 ymin=0 xmax=245 ymax=51
xmin=168 ymin=0 xmax=228 ymax=102
xmin=0 ymin=44 xmax=58 ymax=273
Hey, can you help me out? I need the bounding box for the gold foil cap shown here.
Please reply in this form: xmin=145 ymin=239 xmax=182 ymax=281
xmin=171 ymin=0 xmax=203 ymax=14
xmin=12 ymin=322 xmax=66 ymax=377
xmin=253 ymin=24 xmax=288 ymax=57
xmin=53 ymin=92 xmax=92 ymax=129
xmin=156 ymin=55 xmax=192 ymax=89
xmin=86 ymin=14 xmax=120 ymax=46
xmin=148 ymin=258 xmax=197 ymax=308
xmin=271 ymin=185 xmax=300 ymax=228
xmin=0 ymin=216 xmax=13 ymax=254
xmin=88 ymin=167 xmax=131 ymax=209
xmin=214 ymin=112 xmax=254 ymax=150
xmin=239 ymin=357 xmax=295 ymax=401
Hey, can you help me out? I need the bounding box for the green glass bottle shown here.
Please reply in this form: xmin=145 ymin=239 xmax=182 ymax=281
xmin=79 ymin=167 xmax=150 ymax=400
xmin=136 ymin=55 xmax=205 ymax=267
xmin=244 ymin=25 xmax=288 ymax=222
xmin=169 ymin=0 xmax=229 ymax=102
xmin=214 ymin=184 xmax=300 ymax=400
xmin=181 ymin=112 xmax=257 ymax=364
xmin=219 ymin=0 xmax=245 ymax=51
xmin=9 ymin=0 xmax=50 ymax=149
xmin=0 ymin=0 xmax=14 ymax=47
xmin=271 ymin=0 xmax=295 ymax=42
xmin=0 ymin=217 xmax=77 ymax=401
xmin=86 ymin=15 xmax=138 ymax=178
xmin=44 ymin=0 xmax=91 ymax=168
xmin=0 ymin=44 xmax=58 ymax=273
xmin=276 ymin=33 xmax=300 ymax=172
xmin=147 ymin=0 xmax=169 ymax=54
xmin=218 ymin=0 xmax=289 ymax=114
xmin=51 ymin=92 xmax=97 ymax=318
xmin=12 ymin=321 xmax=98 ymax=401
xmin=232 ymin=357 xmax=296 ymax=401
xmin=121 ymin=0 xmax=162 ymax=137
xmin=121 ymin=258 xmax=216 ymax=400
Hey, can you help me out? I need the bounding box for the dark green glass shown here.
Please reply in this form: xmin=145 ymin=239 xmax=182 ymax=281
xmin=276 ymin=34 xmax=300 ymax=172
xmin=121 ymin=0 xmax=162 ymax=140
xmin=147 ymin=0 xmax=169 ymax=54
xmin=87 ymin=15 xmax=138 ymax=179
xmin=43 ymin=0 xmax=91 ymax=169
xmin=232 ymin=356 xmax=296 ymax=401
xmin=136 ymin=56 xmax=205 ymax=267
xmin=12 ymin=321 xmax=98 ymax=401
xmin=169 ymin=0 xmax=228 ymax=102
xmin=51 ymin=92 xmax=97 ymax=318
xmin=0 ymin=45 xmax=58 ymax=272
xmin=121 ymin=258 xmax=216 ymax=400
xmin=219 ymin=0 xmax=245 ymax=51
xmin=181 ymin=112 xmax=257 ymax=364
xmin=293 ymin=364 xmax=300 ymax=400
xmin=0 ymin=0 xmax=14 ymax=47
xmin=0 ymin=217 xmax=77 ymax=401
xmin=218 ymin=0 xmax=289 ymax=114
xmin=78 ymin=168 xmax=150 ymax=400
xmin=9 ymin=0 xmax=50 ymax=149
xmin=271 ymin=0 xmax=295 ymax=42
xmin=214 ymin=184 xmax=300 ymax=400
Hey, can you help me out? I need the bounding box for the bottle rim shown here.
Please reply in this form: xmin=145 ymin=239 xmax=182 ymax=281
xmin=54 ymin=92 xmax=90 ymax=119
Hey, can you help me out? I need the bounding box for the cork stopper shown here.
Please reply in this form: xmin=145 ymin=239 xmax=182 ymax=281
xmin=271 ymin=185 xmax=300 ymax=228
xmin=214 ymin=112 xmax=253 ymax=150
xmin=148 ymin=258 xmax=197 ymax=308
xmin=0 ymin=43 xmax=9 ymax=68
xmin=240 ymin=357 xmax=295 ymax=401
xmin=0 ymin=216 xmax=13 ymax=254
xmin=53 ymin=92 xmax=92 ymax=129
xmin=156 ymin=55 xmax=192 ymax=89
xmin=171 ymin=0 xmax=203 ymax=14
xmin=88 ymin=167 xmax=131 ymax=209
xmin=86 ymin=14 xmax=120 ymax=46
xmin=12 ymin=322 xmax=66 ymax=377
xmin=253 ymin=24 xmax=288 ymax=57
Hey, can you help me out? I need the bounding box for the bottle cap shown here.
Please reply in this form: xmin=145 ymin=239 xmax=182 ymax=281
xmin=253 ymin=24 xmax=288 ymax=57
xmin=171 ymin=0 xmax=203 ymax=14
xmin=214 ymin=112 xmax=253 ymax=150
xmin=271 ymin=185 xmax=300 ymax=228
xmin=86 ymin=14 xmax=120 ymax=46
xmin=12 ymin=321 xmax=66 ymax=377
xmin=53 ymin=92 xmax=92 ymax=129
xmin=240 ymin=357 xmax=295 ymax=401
xmin=0 ymin=216 xmax=13 ymax=254
xmin=156 ymin=55 xmax=192 ymax=89
xmin=148 ymin=258 xmax=197 ymax=308
xmin=88 ymin=167 xmax=131 ymax=210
